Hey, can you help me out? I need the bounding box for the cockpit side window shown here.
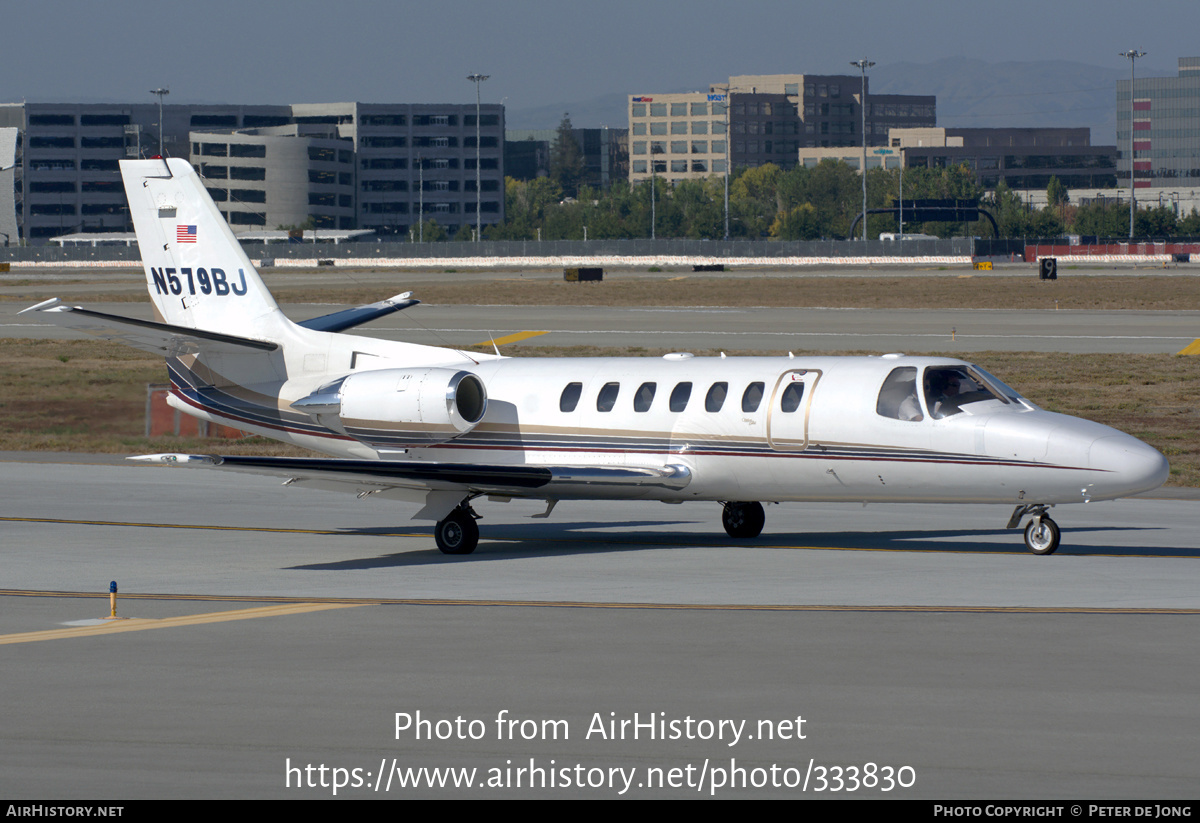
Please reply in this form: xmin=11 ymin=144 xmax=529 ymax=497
xmin=877 ymin=366 xmax=923 ymax=421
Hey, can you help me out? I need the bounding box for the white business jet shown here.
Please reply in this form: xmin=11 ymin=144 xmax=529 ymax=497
xmin=20 ymin=159 xmax=1168 ymax=556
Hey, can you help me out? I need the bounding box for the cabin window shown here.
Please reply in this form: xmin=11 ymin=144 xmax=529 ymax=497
xmin=741 ymin=382 xmax=764 ymax=413
xmin=779 ymin=382 xmax=804 ymax=413
xmin=877 ymin=367 xmax=923 ymax=421
xmin=597 ymin=382 xmax=620 ymax=412
xmin=634 ymin=382 xmax=656 ymax=412
xmin=669 ymin=382 xmax=692 ymax=412
xmin=705 ymin=382 xmax=728 ymax=412
xmin=560 ymin=382 xmax=582 ymax=412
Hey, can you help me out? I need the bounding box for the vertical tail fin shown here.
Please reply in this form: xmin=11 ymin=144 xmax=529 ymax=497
xmin=121 ymin=158 xmax=287 ymax=337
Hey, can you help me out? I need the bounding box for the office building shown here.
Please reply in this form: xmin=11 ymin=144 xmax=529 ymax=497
xmin=797 ymin=127 xmax=1117 ymax=190
xmin=0 ymin=101 xmax=504 ymax=243
xmin=628 ymin=73 xmax=935 ymax=185
xmin=1117 ymin=57 xmax=1200 ymax=190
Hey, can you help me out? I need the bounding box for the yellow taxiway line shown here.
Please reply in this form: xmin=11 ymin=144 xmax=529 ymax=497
xmin=2 ymin=590 xmax=1198 ymax=616
xmin=1177 ymin=338 xmax=1200 ymax=356
xmin=478 ymin=330 xmax=548 ymax=347
xmin=0 ymin=602 xmax=363 ymax=645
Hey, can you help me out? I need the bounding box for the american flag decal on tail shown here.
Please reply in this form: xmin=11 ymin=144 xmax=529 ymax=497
xmin=176 ymin=225 xmax=197 ymax=243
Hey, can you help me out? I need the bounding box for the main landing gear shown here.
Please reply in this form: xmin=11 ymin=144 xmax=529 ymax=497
xmin=435 ymin=503 xmax=480 ymax=555
xmin=1008 ymin=504 xmax=1061 ymax=555
xmin=721 ymin=501 xmax=765 ymax=539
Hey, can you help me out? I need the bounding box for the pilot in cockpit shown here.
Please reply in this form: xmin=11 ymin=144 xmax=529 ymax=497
xmin=924 ymin=369 xmax=964 ymax=419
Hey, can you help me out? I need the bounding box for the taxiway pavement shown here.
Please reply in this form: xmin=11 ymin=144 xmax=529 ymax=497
xmin=2 ymin=455 xmax=1198 ymax=799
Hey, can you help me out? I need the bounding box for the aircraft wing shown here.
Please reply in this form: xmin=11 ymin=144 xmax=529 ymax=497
xmin=129 ymin=453 xmax=693 ymax=516
xmin=18 ymin=299 xmax=278 ymax=355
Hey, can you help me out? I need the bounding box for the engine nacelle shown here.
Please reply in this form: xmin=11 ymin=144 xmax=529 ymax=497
xmin=295 ymin=367 xmax=487 ymax=446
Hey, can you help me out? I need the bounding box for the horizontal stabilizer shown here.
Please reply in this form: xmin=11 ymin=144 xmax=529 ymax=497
xmin=18 ymin=299 xmax=278 ymax=355
xmin=297 ymin=293 xmax=420 ymax=333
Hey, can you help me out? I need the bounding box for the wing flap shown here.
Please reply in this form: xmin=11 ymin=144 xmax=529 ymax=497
xmin=128 ymin=454 xmax=693 ymax=499
xmin=129 ymin=453 xmax=553 ymax=494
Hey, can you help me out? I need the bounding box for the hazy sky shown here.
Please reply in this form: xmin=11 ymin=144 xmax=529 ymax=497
xmin=2 ymin=0 xmax=1193 ymax=111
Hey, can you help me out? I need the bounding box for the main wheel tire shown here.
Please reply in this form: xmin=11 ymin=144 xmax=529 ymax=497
xmin=1024 ymin=516 xmax=1060 ymax=555
xmin=722 ymin=501 xmax=765 ymax=538
xmin=435 ymin=511 xmax=479 ymax=555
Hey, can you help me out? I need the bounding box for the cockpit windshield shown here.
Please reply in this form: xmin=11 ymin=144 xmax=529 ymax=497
xmin=923 ymin=365 xmax=1027 ymax=418
xmin=968 ymin=364 xmax=1032 ymax=407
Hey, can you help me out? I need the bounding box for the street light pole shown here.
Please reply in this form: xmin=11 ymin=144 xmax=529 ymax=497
xmin=149 ymin=88 xmax=169 ymax=156
xmin=467 ymin=73 xmax=489 ymax=242
xmin=712 ymin=86 xmax=732 ymax=240
xmin=651 ymin=166 xmax=656 ymax=240
xmin=850 ymin=59 xmax=874 ymax=242
xmin=1119 ymin=50 xmax=1146 ymax=239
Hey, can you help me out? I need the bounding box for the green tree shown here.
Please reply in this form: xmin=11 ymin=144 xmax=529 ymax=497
xmin=549 ymin=113 xmax=586 ymax=199
xmin=730 ymin=163 xmax=783 ymax=237
xmin=1178 ymin=208 xmax=1200 ymax=235
xmin=1046 ymin=176 xmax=1068 ymax=209
xmin=1072 ymin=200 xmax=1131 ymax=237
xmin=802 ymin=160 xmax=862 ymax=238
xmin=770 ymin=203 xmax=821 ymax=240
xmin=671 ymin=177 xmax=724 ymax=238
xmin=412 ymin=218 xmax=447 ymax=242
xmin=985 ymin=181 xmax=1039 ymax=238
xmin=1135 ymin=205 xmax=1178 ymax=237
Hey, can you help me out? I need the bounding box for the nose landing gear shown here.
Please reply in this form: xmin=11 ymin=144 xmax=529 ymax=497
xmin=1008 ymin=504 xmax=1060 ymax=555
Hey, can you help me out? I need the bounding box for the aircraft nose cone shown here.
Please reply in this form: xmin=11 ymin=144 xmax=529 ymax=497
xmin=1089 ymin=435 xmax=1169 ymax=497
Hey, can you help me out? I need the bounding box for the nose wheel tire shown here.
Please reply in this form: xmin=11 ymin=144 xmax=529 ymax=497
xmin=1024 ymin=516 xmax=1060 ymax=555
xmin=722 ymin=501 xmax=766 ymax=539
xmin=435 ymin=510 xmax=479 ymax=555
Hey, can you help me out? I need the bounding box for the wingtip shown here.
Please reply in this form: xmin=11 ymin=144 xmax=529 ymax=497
xmin=17 ymin=297 xmax=62 ymax=315
xmin=127 ymin=453 xmax=220 ymax=465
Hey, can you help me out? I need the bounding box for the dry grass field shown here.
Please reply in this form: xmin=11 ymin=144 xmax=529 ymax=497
xmin=3 ymin=337 xmax=1197 ymax=487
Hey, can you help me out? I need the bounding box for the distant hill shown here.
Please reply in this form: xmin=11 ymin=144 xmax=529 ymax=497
xmin=506 ymin=92 xmax=636 ymax=131
xmin=875 ymin=57 xmax=1171 ymax=144
xmin=509 ymin=58 xmax=1179 ymax=145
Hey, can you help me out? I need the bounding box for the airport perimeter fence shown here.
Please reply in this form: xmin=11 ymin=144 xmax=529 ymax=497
xmin=0 ymin=236 xmax=978 ymax=265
